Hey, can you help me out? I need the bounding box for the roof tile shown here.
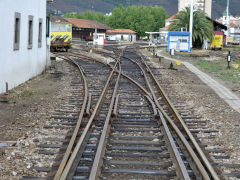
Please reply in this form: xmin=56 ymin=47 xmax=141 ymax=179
xmin=106 ymin=29 xmax=137 ymax=34
xmin=64 ymin=18 xmax=111 ymax=30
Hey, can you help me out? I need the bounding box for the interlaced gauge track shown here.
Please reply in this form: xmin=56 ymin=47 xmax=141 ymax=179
xmin=22 ymin=45 xmax=222 ymax=180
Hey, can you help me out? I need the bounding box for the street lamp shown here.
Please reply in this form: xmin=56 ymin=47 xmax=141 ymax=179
xmin=189 ymin=0 xmax=194 ymax=49
xmin=226 ymin=0 xmax=230 ymax=40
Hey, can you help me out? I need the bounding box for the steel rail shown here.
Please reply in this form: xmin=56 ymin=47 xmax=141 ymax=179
xmin=66 ymin=52 xmax=152 ymax=98
xmin=126 ymin=52 xmax=210 ymax=178
xmin=53 ymin=55 xmax=88 ymax=180
xmin=59 ymin=50 xmax=214 ymax=179
xmin=122 ymin=54 xmax=192 ymax=179
xmin=63 ymin=49 xmax=192 ymax=179
xmin=89 ymin=63 xmax=121 ymax=180
xmin=58 ymin=55 xmax=120 ymax=180
xmin=72 ymin=47 xmax=218 ymax=179
xmin=158 ymin=110 xmax=191 ymax=180
xmin=113 ymin=94 xmax=120 ymax=116
xmin=139 ymin=53 xmax=220 ymax=180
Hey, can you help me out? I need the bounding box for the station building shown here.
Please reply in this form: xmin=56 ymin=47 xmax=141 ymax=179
xmin=0 ymin=0 xmax=51 ymax=94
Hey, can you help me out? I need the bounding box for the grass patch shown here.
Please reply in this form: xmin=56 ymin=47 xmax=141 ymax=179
xmin=194 ymin=58 xmax=240 ymax=83
xmin=20 ymin=90 xmax=34 ymax=97
xmin=10 ymin=89 xmax=34 ymax=99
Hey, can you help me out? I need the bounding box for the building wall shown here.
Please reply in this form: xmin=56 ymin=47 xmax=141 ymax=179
xmin=178 ymin=0 xmax=212 ymax=17
xmin=204 ymin=0 xmax=212 ymax=18
xmin=0 ymin=0 xmax=48 ymax=94
xmin=107 ymin=34 xmax=136 ymax=42
xmin=72 ymin=28 xmax=107 ymax=41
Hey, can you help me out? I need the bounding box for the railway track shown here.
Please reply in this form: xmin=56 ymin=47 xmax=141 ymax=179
xmin=50 ymin=46 xmax=221 ymax=180
xmin=22 ymin=45 xmax=224 ymax=180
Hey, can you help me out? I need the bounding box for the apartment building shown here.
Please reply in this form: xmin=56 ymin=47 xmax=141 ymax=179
xmin=178 ymin=0 xmax=212 ymax=17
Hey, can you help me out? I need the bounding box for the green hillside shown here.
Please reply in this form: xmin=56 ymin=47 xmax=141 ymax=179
xmin=47 ymin=0 xmax=240 ymax=19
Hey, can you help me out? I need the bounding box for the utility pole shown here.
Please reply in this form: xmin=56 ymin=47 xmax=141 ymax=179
xmin=189 ymin=0 xmax=194 ymax=49
xmin=226 ymin=0 xmax=230 ymax=36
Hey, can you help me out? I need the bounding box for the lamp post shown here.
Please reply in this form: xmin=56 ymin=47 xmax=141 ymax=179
xmin=226 ymin=0 xmax=230 ymax=45
xmin=189 ymin=0 xmax=194 ymax=49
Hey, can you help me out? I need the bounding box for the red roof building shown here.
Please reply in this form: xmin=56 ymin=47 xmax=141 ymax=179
xmin=64 ymin=18 xmax=111 ymax=41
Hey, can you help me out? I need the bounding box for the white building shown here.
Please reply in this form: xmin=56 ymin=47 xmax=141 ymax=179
xmin=217 ymin=13 xmax=240 ymax=44
xmin=0 ymin=0 xmax=51 ymax=94
xmin=106 ymin=29 xmax=137 ymax=42
xmin=93 ymin=33 xmax=106 ymax=46
xmin=159 ymin=14 xmax=178 ymax=43
xmin=178 ymin=0 xmax=212 ymax=17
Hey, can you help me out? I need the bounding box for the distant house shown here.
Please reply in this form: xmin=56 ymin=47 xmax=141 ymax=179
xmin=106 ymin=29 xmax=137 ymax=42
xmin=0 ymin=0 xmax=51 ymax=94
xmin=217 ymin=13 xmax=240 ymax=44
xmin=160 ymin=12 xmax=227 ymax=44
xmin=64 ymin=18 xmax=111 ymax=41
xmin=159 ymin=14 xmax=178 ymax=43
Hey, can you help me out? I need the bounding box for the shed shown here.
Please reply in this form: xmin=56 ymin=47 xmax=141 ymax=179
xmin=64 ymin=18 xmax=111 ymax=41
xmin=168 ymin=31 xmax=190 ymax=52
xmin=106 ymin=29 xmax=137 ymax=42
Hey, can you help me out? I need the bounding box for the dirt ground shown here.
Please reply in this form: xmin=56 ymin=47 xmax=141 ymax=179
xmin=0 ymin=59 xmax=73 ymax=179
xmin=0 ymin=60 xmax=70 ymax=141
xmin=142 ymin=49 xmax=240 ymax=178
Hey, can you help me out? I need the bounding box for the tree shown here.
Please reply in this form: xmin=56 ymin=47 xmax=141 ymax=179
xmin=64 ymin=11 xmax=107 ymax=24
xmin=107 ymin=5 xmax=168 ymax=36
xmin=169 ymin=7 xmax=214 ymax=47
xmin=64 ymin=5 xmax=168 ymax=37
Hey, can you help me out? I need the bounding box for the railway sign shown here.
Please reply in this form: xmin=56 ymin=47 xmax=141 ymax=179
xmin=227 ymin=51 xmax=231 ymax=69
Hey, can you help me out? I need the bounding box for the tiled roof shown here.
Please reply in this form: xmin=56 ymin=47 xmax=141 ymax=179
xmin=51 ymin=16 xmax=70 ymax=24
xmin=162 ymin=25 xmax=170 ymax=29
xmin=64 ymin=18 xmax=111 ymax=30
xmin=167 ymin=12 xmax=179 ymax=21
xmin=230 ymin=23 xmax=237 ymax=28
xmin=106 ymin=29 xmax=137 ymax=34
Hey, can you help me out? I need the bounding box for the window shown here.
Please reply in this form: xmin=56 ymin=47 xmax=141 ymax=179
xmin=51 ymin=24 xmax=59 ymax=32
xmin=46 ymin=16 xmax=50 ymax=37
xmin=13 ymin=12 xmax=21 ymax=50
xmin=28 ymin=15 xmax=33 ymax=49
xmin=60 ymin=24 xmax=71 ymax=32
xmin=38 ymin=18 xmax=43 ymax=48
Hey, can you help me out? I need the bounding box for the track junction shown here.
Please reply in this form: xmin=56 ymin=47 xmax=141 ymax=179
xmin=21 ymin=44 xmax=240 ymax=180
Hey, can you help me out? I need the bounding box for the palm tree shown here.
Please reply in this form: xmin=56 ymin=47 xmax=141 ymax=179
xmin=169 ymin=7 xmax=214 ymax=48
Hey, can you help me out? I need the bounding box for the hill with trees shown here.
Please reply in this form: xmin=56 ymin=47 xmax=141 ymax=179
xmin=48 ymin=0 xmax=240 ymax=19
xmin=65 ymin=5 xmax=168 ymax=37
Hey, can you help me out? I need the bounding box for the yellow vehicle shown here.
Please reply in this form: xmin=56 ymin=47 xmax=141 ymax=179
xmin=211 ymin=35 xmax=223 ymax=49
xmin=227 ymin=36 xmax=234 ymax=44
xmin=51 ymin=23 xmax=72 ymax=52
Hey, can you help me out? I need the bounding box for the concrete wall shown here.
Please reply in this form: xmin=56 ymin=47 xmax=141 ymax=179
xmin=0 ymin=0 xmax=48 ymax=94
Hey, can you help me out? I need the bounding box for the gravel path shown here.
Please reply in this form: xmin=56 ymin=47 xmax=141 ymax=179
xmin=157 ymin=50 xmax=240 ymax=114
